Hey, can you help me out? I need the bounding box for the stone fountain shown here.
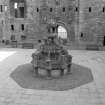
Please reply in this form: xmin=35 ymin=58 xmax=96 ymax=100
xmin=31 ymin=22 xmax=72 ymax=78
xmin=10 ymin=21 xmax=93 ymax=89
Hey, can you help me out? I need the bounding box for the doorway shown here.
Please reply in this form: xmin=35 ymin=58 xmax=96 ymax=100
xmin=57 ymin=26 xmax=67 ymax=39
xmin=103 ymin=36 xmax=105 ymax=46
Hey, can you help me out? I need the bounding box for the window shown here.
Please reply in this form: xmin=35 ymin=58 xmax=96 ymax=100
xmin=103 ymin=36 xmax=105 ymax=46
xmin=10 ymin=0 xmax=26 ymax=18
xmin=50 ymin=53 xmax=56 ymax=59
xmin=38 ymin=40 xmax=41 ymax=43
xmin=81 ymin=32 xmax=83 ymax=38
xmin=14 ymin=2 xmax=25 ymax=18
xmin=0 ymin=5 xmax=3 ymax=12
xmin=21 ymin=35 xmax=26 ymax=40
xmin=56 ymin=0 xmax=60 ymax=6
xmin=21 ymin=24 xmax=24 ymax=31
xmin=1 ymin=20 xmax=3 ymax=25
xmin=103 ymin=7 xmax=105 ymax=12
xmin=14 ymin=2 xmax=18 ymax=9
xmin=75 ymin=7 xmax=78 ymax=12
xmin=37 ymin=8 xmax=39 ymax=12
xmin=15 ymin=9 xmax=18 ymax=18
xmin=11 ymin=35 xmax=15 ymax=40
xmin=19 ymin=7 xmax=25 ymax=18
xmin=62 ymin=7 xmax=65 ymax=12
xmin=4 ymin=5 xmax=8 ymax=11
xmin=89 ymin=7 xmax=92 ymax=12
xmin=48 ymin=28 xmax=50 ymax=33
xmin=50 ymin=8 xmax=52 ymax=12
xmin=52 ymin=27 xmax=55 ymax=33
xmin=68 ymin=6 xmax=72 ymax=11
xmin=11 ymin=25 xmax=14 ymax=31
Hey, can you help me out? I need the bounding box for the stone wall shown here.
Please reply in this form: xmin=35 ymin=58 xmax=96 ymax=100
xmin=0 ymin=0 xmax=6 ymax=40
xmin=1 ymin=0 xmax=76 ymax=43
xmin=79 ymin=0 xmax=105 ymax=46
xmin=0 ymin=0 xmax=105 ymax=49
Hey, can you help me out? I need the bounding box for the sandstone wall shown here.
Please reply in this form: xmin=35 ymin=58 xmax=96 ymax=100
xmin=79 ymin=0 xmax=105 ymax=46
xmin=0 ymin=0 xmax=105 ymax=48
xmin=2 ymin=0 xmax=76 ymax=42
xmin=0 ymin=0 xmax=6 ymax=40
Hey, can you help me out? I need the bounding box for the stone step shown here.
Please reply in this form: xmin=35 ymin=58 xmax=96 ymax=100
xmin=22 ymin=43 xmax=34 ymax=49
xmin=86 ymin=44 xmax=99 ymax=50
xmin=65 ymin=43 xmax=86 ymax=50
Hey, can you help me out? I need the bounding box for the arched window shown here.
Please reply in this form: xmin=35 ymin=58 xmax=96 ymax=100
xmin=10 ymin=0 xmax=26 ymax=18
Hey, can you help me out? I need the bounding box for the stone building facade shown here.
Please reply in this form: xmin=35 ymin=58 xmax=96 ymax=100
xmin=0 ymin=0 xmax=105 ymax=50
xmin=79 ymin=0 xmax=105 ymax=49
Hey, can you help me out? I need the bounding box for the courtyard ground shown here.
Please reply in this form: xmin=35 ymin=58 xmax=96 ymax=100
xmin=0 ymin=48 xmax=105 ymax=105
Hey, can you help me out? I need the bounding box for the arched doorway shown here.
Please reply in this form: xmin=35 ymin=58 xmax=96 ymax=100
xmin=57 ymin=25 xmax=68 ymax=44
xmin=46 ymin=21 xmax=68 ymax=44
xmin=57 ymin=26 xmax=67 ymax=39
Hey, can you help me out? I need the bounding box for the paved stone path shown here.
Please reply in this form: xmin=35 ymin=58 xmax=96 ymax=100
xmin=0 ymin=48 xmax=105 ymax=105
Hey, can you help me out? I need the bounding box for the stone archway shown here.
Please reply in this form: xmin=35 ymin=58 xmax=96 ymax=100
xmin=56 ymin=22 xmax=69 ymax=44
xmin=57 ymin=26 xmax=67 ymax=39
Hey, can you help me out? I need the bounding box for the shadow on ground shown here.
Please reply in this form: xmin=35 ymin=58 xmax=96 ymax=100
xmin=10 ymin=63 xmax=94 ymax=91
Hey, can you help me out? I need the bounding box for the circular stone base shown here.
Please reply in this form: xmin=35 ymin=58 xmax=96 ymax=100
xmin=10 ymin=63 xmax=94 ymax=91
xmin=34 ymin=68 xmax=70 ymax=78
